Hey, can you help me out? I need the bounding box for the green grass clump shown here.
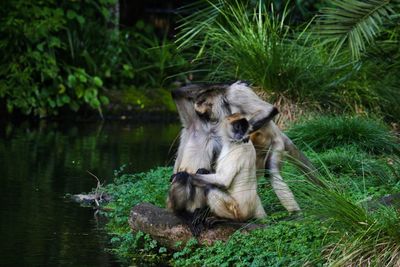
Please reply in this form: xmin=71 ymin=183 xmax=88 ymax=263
xmin=177 ymin=0 xmax=341 ymax=103
xmin=297 ymin=179 xmax=400 ymax=266
xmin=287 ymin=116 xmax=399 ymax=154
xmin=314 ymin=146 xmax=397 ymax=188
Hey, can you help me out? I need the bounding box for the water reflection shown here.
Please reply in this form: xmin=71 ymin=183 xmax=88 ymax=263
xmin=0 ymin=120 xmax=180 ymax=266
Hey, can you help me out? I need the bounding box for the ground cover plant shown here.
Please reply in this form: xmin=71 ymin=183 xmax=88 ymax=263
xmin=101 ymin=115 xmax=400 ymax=266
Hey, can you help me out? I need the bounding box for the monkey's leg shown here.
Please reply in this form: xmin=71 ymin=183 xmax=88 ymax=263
xmin=175 ymin=211 xmax=202 ymax=237
xmin=254 ymin=195 xmax=267 ymax=219
xmin=267 ymin=141 xmax=301 ymax=212
xmin=206 ymin=189 xmax=240 ymax=220
xmin=192 ymin=206 xmax=210 ymax=227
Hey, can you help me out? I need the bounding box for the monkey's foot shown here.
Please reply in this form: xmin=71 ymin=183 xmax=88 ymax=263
xmin=204 ymin=216 xmax=229 ymax=228
xmin=192 ymin=207 xmax=210 ymax=226
xmin=282 ymin=210 xmax=303 ymax=221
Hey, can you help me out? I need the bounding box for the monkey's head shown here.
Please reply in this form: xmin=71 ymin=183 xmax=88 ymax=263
xmin=222 ymin=113 xmax=250 ymax=142
xmin=194 ymin=91 xmax=229 ymax=122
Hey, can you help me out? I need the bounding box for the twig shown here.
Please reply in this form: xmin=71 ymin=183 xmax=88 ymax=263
xmin=87 ymin=170 xmax=103 ymax=207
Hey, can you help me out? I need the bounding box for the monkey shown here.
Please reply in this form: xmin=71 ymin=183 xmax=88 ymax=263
xmin=192 ymin=113 xmax=267 ymax=221
xmin=167 ymin=113 xmax=265 ymax=232
xmin=171 ymin=81 xmax=321 ymax=213
xmin=171 ymin=84 xmax=226 ymax=174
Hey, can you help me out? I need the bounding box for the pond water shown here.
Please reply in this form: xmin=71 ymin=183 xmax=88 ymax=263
xmin=0 ymin=119 xmax=180 ymax=266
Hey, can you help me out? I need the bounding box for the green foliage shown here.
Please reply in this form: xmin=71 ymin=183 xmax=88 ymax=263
xmin=287 ymin=115 xmax=399 ymax=154
xmin=103 ymin=167 xmax=171 ymax=264
xmin=173 ymin=220 xmax=332 ymax=266
xmin=314 ymin=1 xmax=400 ymax=120
xmin=296 ymin=177 xmax=400 ymax=266
xmin=0 ymin=0 xmax=115 ymax=116
xmin=0 ymin=1 xmax=188 ymax=117
xmin=177 ymin=0 xmax=342 ymax=102
xmin=287 ymin=116 xmax=400 ymax=265
xmin=105 ymin=167 xmax=171 ymax=228
xmin=177 ymin=0 xmax=400 ymax=120
xmin=316 ymin=0 xmax=397 ymax=60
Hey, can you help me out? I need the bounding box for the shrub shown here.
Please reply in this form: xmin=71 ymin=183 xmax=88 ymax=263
xmin=0 ymin=0 xmax=116 ymax=116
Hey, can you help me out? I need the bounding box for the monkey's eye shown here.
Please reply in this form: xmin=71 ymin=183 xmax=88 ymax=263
xmin=196 ymin=99 xmax=205 ymax=105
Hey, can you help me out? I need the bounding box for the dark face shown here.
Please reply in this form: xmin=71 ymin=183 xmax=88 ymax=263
xmin=231 ymin=118 xmax=249 ymax=140
xmin=194 ymin=95 xmax=212 ymax=121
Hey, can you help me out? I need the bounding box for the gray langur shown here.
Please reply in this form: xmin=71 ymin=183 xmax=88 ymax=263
xmin=167 ymin=113 xmax=265 ymax=228
xmin=192 ymin=113 xmax=266 ymax=220
xmin=171 ymin=81 xmax=321 ymax=213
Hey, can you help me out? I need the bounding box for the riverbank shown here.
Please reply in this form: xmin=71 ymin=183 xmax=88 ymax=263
xmin=97 ymin=114 xmax=400 ymax=266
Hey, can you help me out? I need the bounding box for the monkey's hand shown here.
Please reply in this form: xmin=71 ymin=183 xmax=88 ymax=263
xmin=171 ymin=171 xmax=190 ymax=184
xmin=170 ymin=174 xmax=176 ymax=183
xmin=196 ymin=168 xmax=211 ymax=175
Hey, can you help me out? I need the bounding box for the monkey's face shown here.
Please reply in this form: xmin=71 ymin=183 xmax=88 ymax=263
xmin=194 ymin=93 xmax=226 ymax=122
xmin=194 ymin=94 xmax=215 ymax=121
xmin=225 ymin=113 xmax=250 ymax=141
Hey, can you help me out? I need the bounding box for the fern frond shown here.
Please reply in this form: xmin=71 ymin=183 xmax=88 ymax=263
xmin=317 ymin=0 xmax=395 ymax=59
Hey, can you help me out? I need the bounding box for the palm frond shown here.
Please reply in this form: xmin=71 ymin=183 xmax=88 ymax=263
xmin=317 ymin=0 xmax=395 ymax=59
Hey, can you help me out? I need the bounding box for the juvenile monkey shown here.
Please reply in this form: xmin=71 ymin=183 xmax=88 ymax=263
xmin=167 ymin=114 xmax=266 ymax=225
xmin=172 ymin=81 xmax=320 ymax=213
xmin=192 ymin=113 xmax=266 ymax=221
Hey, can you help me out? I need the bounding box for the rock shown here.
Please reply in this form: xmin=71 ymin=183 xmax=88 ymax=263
xmin=128 ymin=203 xmax=265 ymax=250
xmin=364 ymin=193 xmax=400 ymax=211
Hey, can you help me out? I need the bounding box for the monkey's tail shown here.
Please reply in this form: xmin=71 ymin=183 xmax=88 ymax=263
xmin=282 ymin=133 xmax=325 ymax=187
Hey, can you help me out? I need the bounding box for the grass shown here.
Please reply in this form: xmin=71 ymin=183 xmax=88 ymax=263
xmin=287 ymin=115 xmax=399 ymax=154
xmin=101 ymin=115 xmax=400 ymax=266
xmin=177 ymin=0 xmax=343 ymax=103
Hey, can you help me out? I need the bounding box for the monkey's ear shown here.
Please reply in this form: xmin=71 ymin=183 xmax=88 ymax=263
xmin=249 ymin=107 xmax=279 ymax=133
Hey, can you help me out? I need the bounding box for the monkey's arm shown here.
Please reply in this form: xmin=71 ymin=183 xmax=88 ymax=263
xmin=172 ymin=96 xmax=198 ymax=129
xmin=227 ymin=82 xmax=278 ymax=132
xmin=192 ymin=167 xmax=237 ymax=189
xmin=172 ymin=84 xmax=228 ymax=128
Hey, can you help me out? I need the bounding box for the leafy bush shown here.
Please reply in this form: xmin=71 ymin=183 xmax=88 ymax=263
xmin=177 ymin=1 xmax=400 ymax=120
xmin=0 ymin=1 xmax=188 ymax=117
xmin=287 ymin=116 xmax=399 ymax=154
xmin=0 ymin=0 xmax=115 ymax=116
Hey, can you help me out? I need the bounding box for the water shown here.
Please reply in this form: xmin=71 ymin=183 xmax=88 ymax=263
xmin=0 ymin=119 xmax=180 ymax=266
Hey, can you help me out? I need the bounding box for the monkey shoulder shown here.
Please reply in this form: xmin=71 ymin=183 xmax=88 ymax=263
xmin=217 ymin=142 xmax=256 ymax=168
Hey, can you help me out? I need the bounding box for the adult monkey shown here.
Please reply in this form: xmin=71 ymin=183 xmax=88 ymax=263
xmin=171 ymin=81 xmax=320 ymax=213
